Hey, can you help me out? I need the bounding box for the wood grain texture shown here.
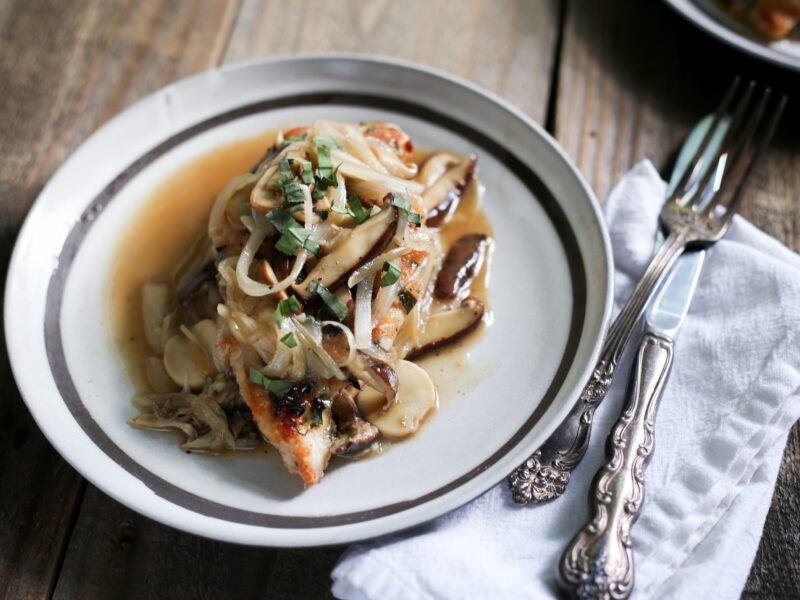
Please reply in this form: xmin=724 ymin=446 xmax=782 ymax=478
xmin=223 ymin=0 xmax=560 ymax=124
xmin=556 ymin=0 xmax=800 ymax=596
xmin=0 ymin=0 xmax=238 ymax=597
xmin=52 ymin=487 xmax=342 ymax=600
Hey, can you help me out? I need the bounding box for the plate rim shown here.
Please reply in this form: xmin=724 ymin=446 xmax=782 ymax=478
xmin=5 ymin=54 xmax=614 ymax=546
xmin=663 ymin=0 xmax=800 ymax=72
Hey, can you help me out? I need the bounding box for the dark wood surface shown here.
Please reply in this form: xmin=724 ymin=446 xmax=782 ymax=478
xmin=1 ymin=0 xmax=798 ymax=598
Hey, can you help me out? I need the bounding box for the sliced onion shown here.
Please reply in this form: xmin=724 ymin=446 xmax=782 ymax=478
xmin=393 ymin=206 xmax=409 ymax=246
xmin=235 ymin=228 xmax=307 ymax=297
xmin=332 ymin=152 xmax=424 ymax=194
xmin=354 ymin=273 xmax=375 ymax=349
xmin=321 ymin=320 xmax=356 ymax=367
xmin=347 ymin=247 xmax=408 ymax=288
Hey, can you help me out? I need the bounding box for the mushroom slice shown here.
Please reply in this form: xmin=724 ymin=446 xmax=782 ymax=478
xmin=434 ymin=234 xmax=488 ymax=299
xmin=330 ymin=382 xmax=380 ymax=457
xmin=163 ymin=327 xmax=216 ymax=390
xmin=416 ymin=151 xmax=461 ymax=188
xmin=422 ymin=155 xmax=477 ymax=227
xmin=405 ymin=297 xmax=485 ymax=360
xmin=347 ymin=351 xmax=398 ymax=410
xmin=292 ymin=207 xmax=398 ymax=299
xmin=356 ymin=360 xmax=436 ymax=438
xmin=142 ymin=283 xmax=176 ymax=354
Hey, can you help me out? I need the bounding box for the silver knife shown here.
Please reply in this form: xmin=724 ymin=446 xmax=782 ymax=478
xmin=555 ymin=248 xmax=705 ymax=599
xmin=553 ymin=116 xmax=728 ymax=599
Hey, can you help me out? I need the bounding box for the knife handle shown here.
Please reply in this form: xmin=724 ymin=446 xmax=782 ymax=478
xmin=556 ymin=332 xmax=674 ymax=600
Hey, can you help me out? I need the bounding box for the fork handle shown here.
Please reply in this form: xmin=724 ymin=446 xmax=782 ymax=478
xmin=556 ymin=332 xmax=673 ymax=600
xmin=508 ymin=230 xmax=686 ymax=504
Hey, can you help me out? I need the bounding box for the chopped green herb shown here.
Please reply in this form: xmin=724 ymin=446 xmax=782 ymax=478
xmin=329 ymin=195 xmax=371 ymax=223
xmin=285 ymin=133 xmax=307 ymax=142
xmin=308 ymin=281 xmax=348 ymax=321
xmin=290 ymin=157 xmax=314 ymax=185
xmin=278 ymin=158 xmax=293 ymax=182
xmin=379 ymin=261 xmax=401 ymax=287
xmin=274 ymin=295 xmax=302 ymax=326
xmin=311 ymin=186 xmax=326 ymax=200
xmin=280 ymin=332 xmax=298 ymax=348
xmin=266 ymin=209 xmax=296 ymax=233
xmin=280 ymin=179 xmax=306 ymax=214
xmin=275 ymin=226 xmax=320 ymax=257
xmin=316 ymin=146 xmax=338 ymax=187
xmin=319 ymin=210 xmax=329 ymax=221
xmin=347 ymin=195 xmax=371 ymax=224
xmin=390 ymin=194 xmax=422 ymax=226
xmin=398 ymin=289 xmax=418 ymax=314
xmin=310 ymin=395 xmax=332 ymax=428
xmin=249 ymin=367 xmax=293 ymax=398
xmin=311 ymin=135 xmax=342 ymax=149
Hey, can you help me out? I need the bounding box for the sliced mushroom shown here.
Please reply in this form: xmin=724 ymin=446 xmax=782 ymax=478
xmin=347 ymin=351 xmax=398 ymax=410
xmin=356 ymin=360 xmax=436 ymax=438
xmin=422 ymin=154 xmax=477 ymax=227
xmin=142 ymin=283 xmax=176 ymax=354
xmin=250 ymin=164 xmax=283 ymax=213
xmin=330 ymin=382 xmax=380 ymax=457
xmin=292 ymin=207 xmax=398 ymax=299
xmin=434 ymin=234 xmax=488 ymax=299
xmin=163 ymin=325 xmax=216 ymax=390
xmin=416 ymin=151 xmax=461 ymax=188
xmin=405 ymin=297 xmax=485 ymax=359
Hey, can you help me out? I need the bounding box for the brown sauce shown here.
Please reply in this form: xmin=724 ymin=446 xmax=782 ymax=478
xmin=109 ymin=131 xmax=495 ymax=445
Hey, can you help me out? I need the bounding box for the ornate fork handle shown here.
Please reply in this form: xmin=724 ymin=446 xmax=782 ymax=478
xmin=556 ymin=332 xmax=673 ymax=600
xmin=508 ymin=231 xmax=686 ymax=504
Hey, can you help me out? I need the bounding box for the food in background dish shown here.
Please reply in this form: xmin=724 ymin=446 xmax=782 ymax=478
xmin=127 ymin=120 xmax=492 ymax=486
xmin=721 ymin=0 xmax=800 ymax=39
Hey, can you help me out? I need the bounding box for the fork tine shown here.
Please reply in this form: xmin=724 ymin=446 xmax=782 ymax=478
xmin=716 ymin=93 xmax=788 ymax=219
xmin=684 ymin=80 xmax=756 ymax=210
xmin=670 ymin=76 xmax=741 ymax=204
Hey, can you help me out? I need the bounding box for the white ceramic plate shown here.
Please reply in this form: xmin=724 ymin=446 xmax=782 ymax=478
xmin=665 ymin=0 xmax=800 ymax=71
xmin=5 ymin=56 xmax=612 ymax=547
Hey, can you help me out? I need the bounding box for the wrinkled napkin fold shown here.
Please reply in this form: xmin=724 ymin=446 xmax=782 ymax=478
xmin=332 ymin=160 xmax=800 ymax=599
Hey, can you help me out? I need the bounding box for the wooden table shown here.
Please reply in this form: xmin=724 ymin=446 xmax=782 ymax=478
xmin=2 ymin=0 xmax=798 ymax=597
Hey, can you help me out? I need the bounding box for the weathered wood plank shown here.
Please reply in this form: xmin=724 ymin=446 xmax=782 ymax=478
xmin=52 ymin=486 xmax=342 ymax=600
xmin=223 ymin=0 xmax=561 ymax=125
xmin=0 ymin=0 xmax=238 ymax=597
xmin=555 ymin=0 xmax=800 ymax=596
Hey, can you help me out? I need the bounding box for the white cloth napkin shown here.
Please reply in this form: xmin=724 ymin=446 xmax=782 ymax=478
xmin=331 ymin=160 xmax=800 ymax=600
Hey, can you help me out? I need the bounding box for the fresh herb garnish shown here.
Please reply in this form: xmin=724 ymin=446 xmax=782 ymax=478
xmin=398 ymin=289 xmax=418 ymax=313
xmin=315 ymin=146 xmax=339 ymax=187
xmin=267 ymin=209 xmax=320 ymax=257
xmin=308 ymin=281 xmax=348 ymax=321
xmin=266 ymin=208 xmax=296 ymax=233
xmin=280 ymin=332 xmax=298 ymax=348
xmin=347 ymin=195 xmax=371 ymax=223
xmin=275 ymin=225 xmax=320 ymax=257
xmin=319 ymin=210 xmax=329 ymax=221
xmin=278 ymin=158 xmax=293 ymax=181
xmin=329 ymin=195 xmax=371 ymax=223
xmin=290 ymin=157 xmax=314 ymax=185
xmin=390 ymin=195 xmax=421 ymax=225
xmin=249 ymin=367 xmax=293 ymax=398
xmin=310 ymin=395 xmax=332 ymax=428
xmin=280 ymin=179 xmax=306 ymax=214
xmin=311 ymin=135 xmax=341 ymax=149
xmin=274 ymin=295 xmax=302 ymax=326
xmin=379 ymin=261 xmax=401 ymax=287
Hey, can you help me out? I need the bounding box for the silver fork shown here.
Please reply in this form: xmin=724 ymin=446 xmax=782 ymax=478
xmin=508 ymin=79 xmax=788 ymax=505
